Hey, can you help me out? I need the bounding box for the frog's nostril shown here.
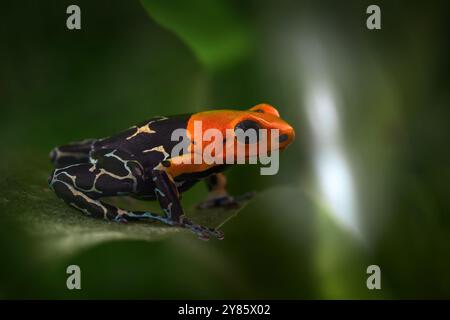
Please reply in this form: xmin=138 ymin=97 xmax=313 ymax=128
xmin=279 ymin=134 xmax=289 ymax=143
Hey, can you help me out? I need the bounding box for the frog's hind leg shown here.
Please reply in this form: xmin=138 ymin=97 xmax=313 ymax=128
xmin=48 ymin=162 xmax=215 ymax=236
xmin=48 ymin=155 xmax=164 ymax=223
xmin=49 ymin=139 xmax=97 ymax=167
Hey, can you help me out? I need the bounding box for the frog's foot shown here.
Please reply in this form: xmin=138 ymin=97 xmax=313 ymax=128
xmin=180 ymin=216 xmax=224 ymax=241
xmin=116 ymin=211 xmax=223 ymax=240
xmin=197 ymin=191 xmax=255 ymax=210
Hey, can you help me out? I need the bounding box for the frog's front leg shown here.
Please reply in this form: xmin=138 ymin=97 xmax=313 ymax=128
xmin=197 ymin=173 xmax=255 ymax=210
xmin=151 ymin=169 xmax=224 ymax=240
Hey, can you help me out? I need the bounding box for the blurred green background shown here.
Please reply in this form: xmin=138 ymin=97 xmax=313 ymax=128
xmin=1 ymin=0 xmax=449 ymax=299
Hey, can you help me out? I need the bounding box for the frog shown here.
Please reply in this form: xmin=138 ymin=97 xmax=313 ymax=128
xmin=48 ymin=103 xmax=295 ymax=240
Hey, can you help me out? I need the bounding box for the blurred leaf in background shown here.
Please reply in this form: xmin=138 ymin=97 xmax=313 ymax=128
xmin=141 ymin=0 xmax=253 ymax=72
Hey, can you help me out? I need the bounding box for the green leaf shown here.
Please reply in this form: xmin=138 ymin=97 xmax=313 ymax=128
xmin=140 ymin=0 xmax=252 ymax=72
xmin=0 ymin=151 xmax=252 ymax=258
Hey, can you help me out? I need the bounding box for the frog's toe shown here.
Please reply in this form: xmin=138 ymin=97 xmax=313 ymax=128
xmin=197 ymin=229 xmax=224 ymax=241
xmin=214 ymin=230 xmax=225 ymax=240
xmin=197 ymin=233 xmax=210 ymax=241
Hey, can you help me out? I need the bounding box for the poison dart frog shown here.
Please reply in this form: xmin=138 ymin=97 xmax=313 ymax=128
xmin=48 ymin=104 xmax=295 ymax=240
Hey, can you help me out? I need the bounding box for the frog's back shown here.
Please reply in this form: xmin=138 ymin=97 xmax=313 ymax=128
xmin=92 ymin=114 xmax=191 ymax=170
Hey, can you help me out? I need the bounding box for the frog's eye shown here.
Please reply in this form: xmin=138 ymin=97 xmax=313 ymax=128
xmin=234 ymin=120 xmax=262 ymax=144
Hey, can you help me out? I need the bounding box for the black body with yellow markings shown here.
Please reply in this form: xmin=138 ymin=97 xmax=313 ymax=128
xmin=48 ymin=104 xmax=295 ymax=240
